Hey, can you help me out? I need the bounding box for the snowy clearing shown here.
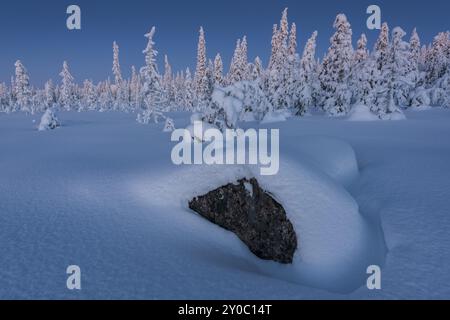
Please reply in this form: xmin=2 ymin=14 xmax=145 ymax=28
xmin=0 ymin=109 xmax=450 ymax=299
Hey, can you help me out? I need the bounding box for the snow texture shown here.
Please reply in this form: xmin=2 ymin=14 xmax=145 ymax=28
xmin=1 ymin=109 xmax=450 ymax=299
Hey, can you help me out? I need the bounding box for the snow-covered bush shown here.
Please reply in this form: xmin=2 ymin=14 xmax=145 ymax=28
xmin=347 ymin=104 xmax=379 ymax=121
xmin=38 ymin=108 xmax=60 ymax=131
xmin=163 ymin=117 xmax=175 ymax=132
xmin=207 ymin=81 xmax=273 ymax=130
xmin=410 ymin=87 xmax=431 ymax=107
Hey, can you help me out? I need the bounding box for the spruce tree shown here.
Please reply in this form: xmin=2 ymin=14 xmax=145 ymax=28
xmin=319 ymin=14 xmax=354 ymax=115
xmin=138 ymin=26 xmax=166 ymax=123
xmin=213 ymin=53 xmax=224 ymax=86
xmin=59 ymin=61 xmax=76 ymax=111
xmin=14 ymin=60 xmax=32 ymax=113
xmin=298 ymin=31 xmax=319 ymax=114
xmin=194 ymin=27 xmax=210 ymax=110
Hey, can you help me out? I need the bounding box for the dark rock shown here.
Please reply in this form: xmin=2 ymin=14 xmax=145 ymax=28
xmin=189 ymin=178 xmax=297 ymax=264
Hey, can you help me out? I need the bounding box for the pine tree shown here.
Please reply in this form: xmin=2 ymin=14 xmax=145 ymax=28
xmin=112 ymin=41 xmax=123 ymax=84
xmin=173 ymin=71 xmax=185 ymax=108
xmin=409 ymin=28 xmax=421 ymax=72
xmin=407 ymin=28 xmax=422 ymax=105
xmin=213 ymin=53 xmax=224 ymax=86
xmin=59 ymin=61 xmax=76 ymax=111
xmin=138 ymin=26 xmax=166 ymax=123
xmin=374 ymin=23 xmax=390 ymax=71
xmin=354 ymin=34 xmax=369 ymax=64
xmin=372 ymin=27 xmax=409 ymax=117
xmin=288 ymin=22 xmax=297 ymax=57
xmin=239 ymin=36 xmax=249 ymax=81
xmin=285 ymin=23 xmax=302 ymax=113
xmin=267 ymin=8 xmax=291 ymax=109
xmin=163 ymin=55 xmax=175 ymax=106
xmin=82 ymin=79 xmax=97 ymax=110
xmin=269 ymin=24 xmax=279 ymax=70
xmin=183 ymin=68 xmax=195 ymax=111
xmin=44 ymin=79 xmax=56 ymax=109
xmin=130 ymin=66 xmax=141 ymax=110
xmin=98 ymin=80 xmax=113 ymax=111
xmin=112 ymin=41 xmax=128 ymax=110
xmin=425 ymin=32 xmax=448 ymax=85
xmin=194 ymin=27 xmax=210 ymax=110
xmin=0 ymin=83 xmax=10 ymax=113
xmin=297 ymin=31 xmax=320 ymax=114
xmin=319 ymin=14 xmax=354 ymax=115
xmin=14 ymin=60 xmax=32 ymax=113
xmin=250 ymin=56 xmax=264 ymax=81
xmin=228 ymin=37 xmax=249 ymax=84
xmin=351 ymin=34 xmax=376 ymax=106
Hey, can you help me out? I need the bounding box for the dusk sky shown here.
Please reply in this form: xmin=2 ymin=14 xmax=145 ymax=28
xmin=1 ymin=0 xmax=449 ymax=85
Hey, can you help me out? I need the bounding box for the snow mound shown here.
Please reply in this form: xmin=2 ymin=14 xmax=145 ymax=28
xmin=38 ymin=109 xmax=60 ymax=131
xmin=129 ymin=152 xmax=372 ymax=292
xmin=290 ymin=136 xmax=359 ymax=188
xmin=347 ymin=105 xmax=379 ymax=122
xmin=261 ymin=110 xmax=288 ymax=124
xmin=384 ymin=110 xmax=407 ymax=121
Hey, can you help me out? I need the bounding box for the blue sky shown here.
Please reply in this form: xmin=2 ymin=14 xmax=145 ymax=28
xmin=0 ymin=0 xmax=449 ymax=85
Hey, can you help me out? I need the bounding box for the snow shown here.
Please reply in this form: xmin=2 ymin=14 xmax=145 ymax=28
xmin=284 ymin=136 xmax=359 ymax=188
xmin=261 ymin=110 xmax=288 ymax=124
xmin=1 ymin=109 xmax=450 ymax=299
xmin=129 ymin=154 xmax=375 ymax=293
xmin=38 ymin=109 xmax=60 ymax=131
xmin=347 ymin=104 xmax=380 ymax=122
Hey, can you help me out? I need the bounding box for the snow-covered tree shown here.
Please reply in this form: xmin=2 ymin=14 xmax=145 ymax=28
xmin=267 ymin=8 xmax=291 ymax=109
xmin=370 ymin=27 xmax=408 ymax=118
xmin=112 ymin=41 xmax=123 ymax=84
xmin=388 ymin=27 xmax=414 ymax=107
xmin=44 ymin=79 xmax=56 ymax=109
xmin=228 ymin=36 xmax=249 ymax=84
xmin=297 ymin=31 xmax=320 ymax=114
xmin=319 ymin=14 xmax=354 ymax=116
xmin=374 ymin=23 xmax=390 ymax=71
xmin=173 ymin=71 xmax=185 ymax=109
xmin=354 ymin=34 xmax=369 ymax=64
xmin=163 ymin=55 xmax=175 ymax=106
xmin=129 ymin=66 xmax=141 ymax=110
xmin=97 ymin=80 xmax=113 ymax=111
xmin=407 ymin=28 xmax=422 ymax=106
xmin=208 ymin=81 xmax=273 ymax=129
xmin=425 ymin=32 xmax=450 ymax=106
xmin=351 ymin=34 xmax=379 ymax=107
xmin=285 ymin=23 xmax=303 ymax=114
xmin=138 ymin=26 xmax=166 ymax=124
xmin=213 ymin=53 xmax=224 ymax=86
xmin=250 ymin=56 xmax=263 ymax=81
xmin=425 ymin=32 xmax=449 ymax=86
xmin=59 ymin=61 xmax=76 ymax=110
xmin=82 ymin=79 xmax=97 ymax=110
xmin=194 ymin=27 xmax=211 ymax=110
xmin=183 ymin=68 xmax=195 ymax=111
xmin=38 ymin=108 xmax=60 ymax=131
xmin=14 ymin=60 xmax=32 ymax=113
xmin=112 ymin=41 xmax=128 ymax=110
xmin=0 ymin=83 xmax=10 ymax=113
xmin=163 ymin=117 xmax=175 ymax=132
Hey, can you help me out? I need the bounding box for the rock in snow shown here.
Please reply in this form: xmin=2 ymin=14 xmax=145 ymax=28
xmin=189 ymin=178 xmax=297 ymax=264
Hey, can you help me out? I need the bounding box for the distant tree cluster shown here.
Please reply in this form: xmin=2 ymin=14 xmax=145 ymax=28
xmin=0 ymin=9 xmax=449 ymax=122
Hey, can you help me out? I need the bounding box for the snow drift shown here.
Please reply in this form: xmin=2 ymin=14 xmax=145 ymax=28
xmin=129 ymin=145 xmax=375 ymax=292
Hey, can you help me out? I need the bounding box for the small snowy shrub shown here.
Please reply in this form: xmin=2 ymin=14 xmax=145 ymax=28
xmin=410 ymin=88 xmax=431 ymax=107
xmin=38 ymin=108 xmax=60 ymax=131
xmin=163 ymin=117 xmax=175 ymax=132
xmin=207 ymin=81 xmax=273 ymax=130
